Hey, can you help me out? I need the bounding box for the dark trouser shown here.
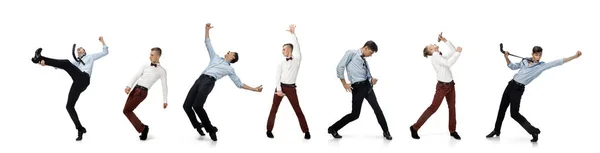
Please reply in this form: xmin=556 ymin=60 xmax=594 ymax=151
xmin=492 ymin=80 xmax=539 ymax=134
xmin=329 ymin=80 xmax=389 ymax=132
xmin=412 ymin=81 xmax=457 ymax=133
xmin=123 ymin=85 xmax=149 ymax=133
xmin=41 ymin=56 xmax=90 ymax=130
xmin=266 ymin=83 xmax=309 ymax=133
xmin=183 ymin=74 xmax=217 ymax=133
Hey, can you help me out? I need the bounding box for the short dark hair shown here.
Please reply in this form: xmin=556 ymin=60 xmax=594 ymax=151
xmin=532 ymin=46 xmax=543 ymax=53
xmin=363 ymin=40 xmax=378 ymax=52
xmin=423 ymin=47 xmax=429 ymax=58
xmin=231 ymin=52 xmax=239 ymax=63
xmin=283 ymin=43 xmax=294 ymax=51
xmin=151 ymin=47 xmax=162 ymax=56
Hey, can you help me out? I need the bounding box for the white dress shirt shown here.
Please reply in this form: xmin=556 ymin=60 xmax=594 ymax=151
xmin=430 ymin=41 xmax=461 ymax=83
xmin=127 ymin=63 xmax=168 ymax=104
xmin=275 ymin=34 xmax=302 ymax=91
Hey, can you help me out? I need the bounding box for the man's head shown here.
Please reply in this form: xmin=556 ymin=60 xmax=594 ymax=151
xmin=77 ymin=47 xmax=86 ymax=57
xmin=282 ymin=43 xmax=293 ymax=57
xmin=225 ymin=51 xmax=239 ymax=63
xmin=150 ymin=47 xmax=162 ymax=63
xmin=422 ymin=44 xmax=440 ymax=58
xmin=361 ymin=40 xmax=378 ymax=57
xmin=531 ymin=46 xmax=543 ymax=62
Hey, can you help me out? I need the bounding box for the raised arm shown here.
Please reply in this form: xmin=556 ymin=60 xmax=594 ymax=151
xmin=432 ymin=47 xmax=461 ymax=67
xmin=438 ymin=33 xmax=457 ymax=58
xmin=288 ymin=24 xmax=301 ymax=60
xmin=204 ymin=23 xmax=218 ymax=60
xmin=89 ymin=36 xmax=109 ymax=60
xmin=563 ymin=51 xmax=582 ymax=64
xmin=504 ymin=51 xmax=522 ymax=70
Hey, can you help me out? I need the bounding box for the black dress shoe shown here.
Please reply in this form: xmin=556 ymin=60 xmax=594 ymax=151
xmin=486 ymin=131 xmax=500 ymax=138
xmin=304 ymin=132 xmax=311 ymax=139
xmin=327 ymin=129 xmax=342 ymax=139
xmin=75 ymin=127 xmax=86 ymax=141
xmin=208 ymin=126 xmax=218 ymax=141
xmin=383 ymin=131 xmax=392 ymax=140
xmin=31 ymin=48 xmax=43 ymax=63
xmin=266 ymin=131 xmax=274 ymax=138
xmin=139 ymin=125 xmax=149 ymax=140
xmin=530 ymin=129 xmax=541 ymax=142
xmin=450 ymin=132 xmax=461 ymax=140
xmin=196 ymin=127 xmax=206 ymax=136
xmin=409 ymin=126 xmax=420 ymax=139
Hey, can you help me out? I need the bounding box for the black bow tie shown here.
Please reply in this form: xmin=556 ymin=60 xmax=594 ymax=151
xmin=439 ymin=52 xmax=443 ymax=56
xmin=150 ymin=63 xmax=157 ymax=67
xmin=286 ymin=57 xmax=293 ymax=61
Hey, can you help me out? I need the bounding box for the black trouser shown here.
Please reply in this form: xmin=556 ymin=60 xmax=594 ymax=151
xmin=492 ymin=80 xmax=539 ymax=134
xmin=183 ymin=74 xmax=217 ymax=133
xmin=42 ymin=56 xmax=90 ymax=130
xmin=329 ymin=80 xmax=389 ymax=132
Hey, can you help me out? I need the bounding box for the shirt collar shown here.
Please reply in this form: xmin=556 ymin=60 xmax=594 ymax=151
xmin=221 ymin=57 xmax=231 ymax=65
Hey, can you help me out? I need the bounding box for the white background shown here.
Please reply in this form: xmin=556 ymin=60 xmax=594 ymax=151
xmin=1 ymin=0 xmax=598 ymax=152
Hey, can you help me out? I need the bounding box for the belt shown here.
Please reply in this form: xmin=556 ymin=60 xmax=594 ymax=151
xmin=351 ymin=80 xmax=370 ymax=86
xmin=438 ymin=80 xmax=455 ymax=85
xmin=201 ymin=74 xmax=216 ymax=81
xmin=135 ymin=85 xmax=148 ymax=91
xmin=510 ymin=79 xmax=525 ymax=87
xmin=280 ymin=83 xmax=296 ymax=88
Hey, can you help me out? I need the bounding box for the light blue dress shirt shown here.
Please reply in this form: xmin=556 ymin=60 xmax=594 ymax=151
xmin=337 ymin=49 xmax=372 ymax=84
xmin=201 ymin=38 xmax=244 ymax=88
xmin=508 ymin=58 xmax=563 ymax=85
xmin=70 ymin=45 xmax=109 ymax=76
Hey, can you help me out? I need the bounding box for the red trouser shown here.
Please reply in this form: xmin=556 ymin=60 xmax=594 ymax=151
xmin=266 ymin=84 xmax=309 ymax=133
xmin=123 ymin=86 xmax=148 ymax=133
xmin=412 ymin=81 xmax=457 ymax=133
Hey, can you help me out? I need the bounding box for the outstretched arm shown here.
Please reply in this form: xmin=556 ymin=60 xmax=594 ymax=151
xmin=563 ymin=51 xmax=582 ymax=63
xmin=541 ymin=51 xmax=582 ymax=70
xmin=229 ymin=71 xmax=263 ymax=92
xmin=204 ymin=23 xmax=218 ymax=60
xmin=90 ymin=36 xmax=109 ymax=60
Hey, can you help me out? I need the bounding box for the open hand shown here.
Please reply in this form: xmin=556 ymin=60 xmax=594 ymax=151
xmin=287 ymin=24 xmax=296 ymax=34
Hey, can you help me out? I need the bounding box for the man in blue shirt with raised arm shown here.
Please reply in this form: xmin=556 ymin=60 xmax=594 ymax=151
xmin=486 ymin=46 xmax=582 ymax=142
xmin=31 ymin=36 xmax=109 ymax=141
xmin=183 ymin=23 xmax=263 ymax=141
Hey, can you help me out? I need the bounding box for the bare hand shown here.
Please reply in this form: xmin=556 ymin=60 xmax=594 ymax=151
xmin=575 ymin=51 xmax=582 ymax=58
xmin=125 ymin=87 xmax=131 ymax=94
xmin=163 ymin=103 xmax=168 ymax=109
xmin=205 ymin=23 xmax=213 ymax=31
xmin=40 ymin=60 xmax=46 ymax=66
xmin=456 ymin=47 xmax=463 ymax=53
xmin=371 ymin=78 xmax=378 ymax=85
xmin=504 ymin=50 xmax=509 ymax=58
xmin=437 ymin=32 xmax=447 ymax=42
xmin=99 ymin=36 xmax=104 ymax=42
xmin=287 ymin=24 xmax=296 ymax=34
xmin=275 ymin=90 xmax=284 ymax=97
xmin=343 ymin=83 xmax=353 ymax=92
xmin=254 ymin=85 xmax=263 ymax=92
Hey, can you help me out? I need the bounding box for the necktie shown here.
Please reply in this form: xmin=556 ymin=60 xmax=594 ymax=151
xmin=78 ymin=55 xmax=86 ymax=65
xmin=151 ymin=63 xmax=157 ymax=67
xmin=286 ymin=57 xmax=293 ymax=61
xmin=360 ymin=55 xmax=371 ymax=80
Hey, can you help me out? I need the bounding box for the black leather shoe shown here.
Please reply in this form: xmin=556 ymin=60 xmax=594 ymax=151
xmin=383 ymin=131 xmax=392 ymax=140
xmin=31 ymin=48 xmax=43 ymax=63
xmin=139 ymin=125 xmax=149 ymax=140
xmin=266 ymin=131 xmax=274 ymax=138
xmin=196 ymin=127 xmax=206 ymax=136
xmin=75 ymin=127 xmax=86 ymax=141
xmin=530 ymin=129 xmax=541 ymax=142
xmin=409 ymin=126 xmax=420 ymax=139
xmin=208 ymin=126 xmax=218 ymax=141
xmin=304 ymin=132 xmax=311 ymax=139
xmin=486 ymin=131 xmax=500 ymax=138
xmin=328 ymin=129 xmax=342 ymax=139
xmin=450 ymin=132 xmax=461 ymax=140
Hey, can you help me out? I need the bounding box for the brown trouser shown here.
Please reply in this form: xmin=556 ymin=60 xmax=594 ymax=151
xmin=412 ymin=81 xmax=457 ymax=133
xmin=266 ymin=84 xmax=309 ymax=133
xmin=123 ymin=86 xmax=148 ymax=133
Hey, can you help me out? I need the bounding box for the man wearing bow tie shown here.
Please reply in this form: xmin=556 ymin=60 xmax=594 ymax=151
xmin=410 ymin=33 xmax=463 ymax=140
xmin=183 ymin=23 xmax=263 ymax=141
xmin=327 ymin=40 xmax=392 ymax=140
xmin=30 ymin=36 xmax=109 ymax=141
xmin=265 ymin=24 xmax=311 ymax=139
xmin=123 ymin=47 xmax=168 ymax=140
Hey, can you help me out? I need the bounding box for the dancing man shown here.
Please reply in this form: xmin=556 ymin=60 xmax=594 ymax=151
xmin=486 ymin=45 xmax=582 ymax=142
xmin=410 ymin=33 xmax=462 ymax=140
xmin=327 ymin=40 xmax=393 ymax=140
xmin=266 ymin=24 xmax=310 ymax=139
xmin=183 ymin=23 xmax=263 ymax=141
xmin=30 ymin=36 xmax=109 ymax=141
xmin=123 ymin=47 xmax=168 ymax=140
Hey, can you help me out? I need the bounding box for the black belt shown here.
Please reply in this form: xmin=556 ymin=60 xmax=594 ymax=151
xmin=438 ymin=80 xmax=455 ymax=85
xmin=201 ymin=74 xmax=216 ymax=81
xmin=280 ymin=83 xmax=296 ymax=88
xmin=135 ymin=85 xmax=148 ymax=91
xmin=351 ymin=80 xmax=370 ymax=86
xmin=510 ymin=79 xmax=525 ymax=87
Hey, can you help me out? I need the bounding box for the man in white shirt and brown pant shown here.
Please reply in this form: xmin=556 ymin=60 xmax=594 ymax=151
xmin=410 ymin=33 xmax=462 ymax=140
xmin=266 ymin=24 xmax=310 ymax=139
xmin=123 ymin=47 xmax=168 ymax=140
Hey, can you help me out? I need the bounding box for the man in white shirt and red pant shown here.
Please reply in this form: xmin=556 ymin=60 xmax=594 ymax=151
xmin=266 ymin=24 xmax=311 ymax=139
xmin=410 ymin=33 xmax=463 ymax=140
xmin=123 ymin=47 xmax=169 ymax=140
